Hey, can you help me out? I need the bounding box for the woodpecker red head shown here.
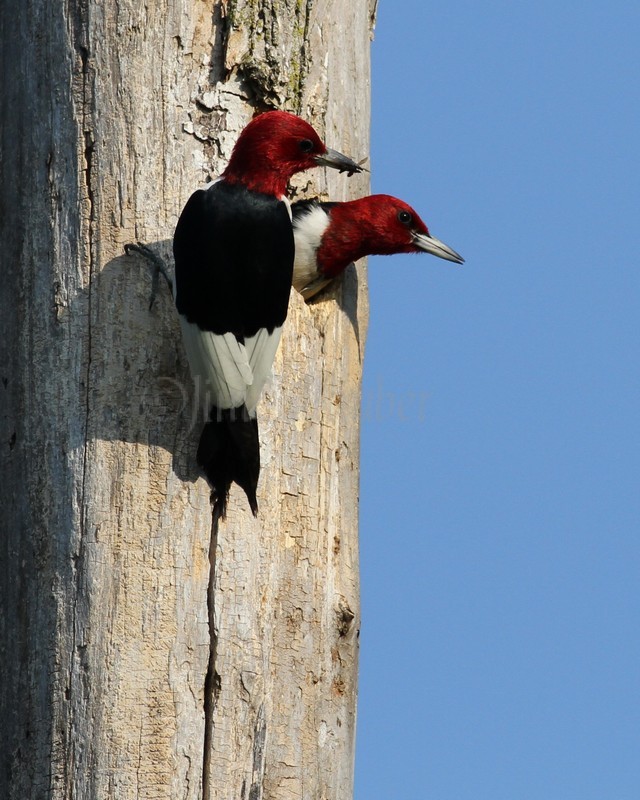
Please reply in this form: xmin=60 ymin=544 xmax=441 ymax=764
xmin=223 ymin=110 xmax=363 ymax=197
xmin=173 ymin=110 xmax=363 ymax=518
xmin=292 ymin=194 xmax=464 ymax=299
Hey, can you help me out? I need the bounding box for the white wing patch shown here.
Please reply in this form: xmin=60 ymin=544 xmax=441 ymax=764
xmin=243 ymin=327 xmax=283 ymax=414
xmin=179 ymin=318 xmax=283 ymax=416
xmin=180 ymin=317 xmax=253 ymax=412
xmin=292 ymin=205 xmax=330 ymax=293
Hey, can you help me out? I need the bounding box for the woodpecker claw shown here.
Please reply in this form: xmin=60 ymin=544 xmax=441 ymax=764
xmin=300 ymin=274 xmax=333 ymax=302
xmin=124 ymin=242 xmax=174 ymax=308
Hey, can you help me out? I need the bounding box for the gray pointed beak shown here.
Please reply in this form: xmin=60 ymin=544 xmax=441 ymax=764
xmin=314 ymin=147 xmax=365 ymax=176
xmin=412 ymin=232 xmax=464 ymax=264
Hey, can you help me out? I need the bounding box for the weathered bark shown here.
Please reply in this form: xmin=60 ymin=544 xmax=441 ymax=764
xmin=0 ymin=1 xmax=371 ymax=798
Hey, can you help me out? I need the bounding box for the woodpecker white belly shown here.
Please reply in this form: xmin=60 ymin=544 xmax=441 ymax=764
xmin=291 ymin=203 xmax=331 ymax=293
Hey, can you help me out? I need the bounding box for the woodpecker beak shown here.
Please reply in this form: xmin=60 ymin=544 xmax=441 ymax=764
xmin=314 ymin=148 xmax=365 ymax=176
xmin=412 ymin=232 xmax=464 ymax=264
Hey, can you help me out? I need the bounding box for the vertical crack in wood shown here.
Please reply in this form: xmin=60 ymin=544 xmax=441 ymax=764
xmin=209 ymin=1 xmax=230 ymax=86
xmin=80 ymin=118 xmax=95 ymax=529
xmin=202 ymin=509 xmax=221 ymax=800
xmin=77 ymin=32 xmax=95 ymax=516
xmin=248 ymin=704 xmax=267 ymax=800
xmin=74 ymin=14 xmax=95 ymax=542
xmin=294 ymin=0 xmax=313 ymax=114
xmin=66 ymin=16 xmax=95 ymax=793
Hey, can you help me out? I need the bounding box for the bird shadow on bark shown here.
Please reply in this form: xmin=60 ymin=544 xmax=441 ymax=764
xmin=80 ymin=239 xmax=362 ymax=484
xmin=80 ymin=239 xmax=201 ymax=484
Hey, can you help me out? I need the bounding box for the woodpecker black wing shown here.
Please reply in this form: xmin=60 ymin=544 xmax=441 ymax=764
xmin=173 ymin=180 xmax=295 ymax=516
xmin=174 ymin=181 xmax=294 ymax=405
xmin=176 ymin=183 xmax=293 ymax=329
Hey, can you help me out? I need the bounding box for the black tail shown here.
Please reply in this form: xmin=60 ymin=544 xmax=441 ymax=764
xmin=196 ymin=406 xmax=260 ymax=518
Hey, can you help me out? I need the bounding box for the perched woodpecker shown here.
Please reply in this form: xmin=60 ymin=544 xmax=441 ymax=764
xmin=173 ymin=110 xmax=363 ymax=518
xmin=291 ymin=194 xmax=464 ymax=299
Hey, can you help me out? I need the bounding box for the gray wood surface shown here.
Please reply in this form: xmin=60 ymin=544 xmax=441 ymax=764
xmin=0 ymin=1 xmax=372 ymax=797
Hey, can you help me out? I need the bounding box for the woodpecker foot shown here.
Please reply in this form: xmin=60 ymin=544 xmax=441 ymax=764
xmin=124 ymin=242 xmax=174 ymax=309
xmin=300 ymin=275 xmax=333 ymax=302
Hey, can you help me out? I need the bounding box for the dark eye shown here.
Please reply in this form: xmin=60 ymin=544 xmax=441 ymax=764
xmin=299 ymin=139 xmax=314 ymax=153
xmin=397 ymin=210 xmax=413 ymax=225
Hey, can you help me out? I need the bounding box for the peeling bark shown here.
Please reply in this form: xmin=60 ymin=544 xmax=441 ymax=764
xmin=0 ymin=1 xmax=371 ymax=798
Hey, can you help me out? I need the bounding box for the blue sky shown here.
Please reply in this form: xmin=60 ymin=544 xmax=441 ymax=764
xmin=356 ymin=2 xmax=640 ymax=798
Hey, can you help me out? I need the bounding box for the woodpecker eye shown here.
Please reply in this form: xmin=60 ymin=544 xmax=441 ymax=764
xmin=397 ymin=210 xmax=413 ymax=225
xmin=299 ymin=138 xmax=314 ymax=153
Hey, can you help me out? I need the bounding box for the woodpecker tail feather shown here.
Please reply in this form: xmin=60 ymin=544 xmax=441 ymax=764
xmin=197 ymin=406 xmax=260 ymax=518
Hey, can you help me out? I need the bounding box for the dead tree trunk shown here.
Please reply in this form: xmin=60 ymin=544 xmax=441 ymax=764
xmin=0 ymin=1 xmax=373 ymax=798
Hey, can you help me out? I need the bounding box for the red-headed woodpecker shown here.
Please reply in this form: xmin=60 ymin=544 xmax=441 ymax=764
xmin=173 ymin=110 xmax=363 ymax=518
xmin=291 ymin=194 xmax=464 ymax=299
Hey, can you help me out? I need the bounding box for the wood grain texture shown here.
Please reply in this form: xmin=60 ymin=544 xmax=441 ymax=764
xmin=0 ymin=1 xmax=370 ymax=798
